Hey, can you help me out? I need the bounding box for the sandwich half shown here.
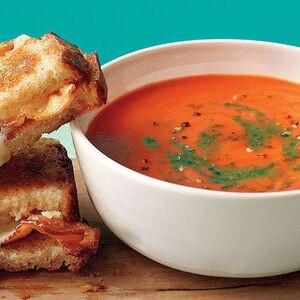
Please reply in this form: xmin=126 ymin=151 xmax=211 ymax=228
xmin=0 ymin=138 xmax=100 ymax=272
xmin=0 ymin=33 xmax=107 ymax=166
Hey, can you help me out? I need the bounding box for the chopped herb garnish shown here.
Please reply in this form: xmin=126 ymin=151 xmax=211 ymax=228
xmin=143 ymin=137 xmax=160 ymax=149
xmin=198 ymin=132 xmax=220 ymax=150
xmin=283 ymin=137 xmax=298 ymax=157
xmin=224 ymin=102 xmax=299 ymax=156
xmin=168 ymin=142 xmax=275 ymax=185
xmin=210 ymin=163 xmax=274 ymax=184
xmin=221 ymin=184 xmax=235 ymax=190
xmin=225 ymin=102 xmax=279 ymax=149
xmin=234 ymin=117 xmax=264 ymax=148
xmin=224 ymin=102 xmax=265 ymax=120
xmin=233 ymin=116 xmax=278 ymax=149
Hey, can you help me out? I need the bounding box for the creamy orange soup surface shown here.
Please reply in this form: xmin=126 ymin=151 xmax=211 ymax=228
xmin=87 ymin=75 xmax=300 ymax=192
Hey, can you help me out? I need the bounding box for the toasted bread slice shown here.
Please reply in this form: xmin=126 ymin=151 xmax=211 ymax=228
xmin=0 ymin=138 xmax=79 ymax=224
xmin=0 ymin=233 xmax=90 ymax=272
xmin=0 ymin=33 xmax=107 ymax=165
xmin=0 ymin=138 xmax=100 ymax=272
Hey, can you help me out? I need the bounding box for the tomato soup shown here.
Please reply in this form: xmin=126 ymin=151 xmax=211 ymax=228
xmin=86 ymin=75 xmax=300 ymax=192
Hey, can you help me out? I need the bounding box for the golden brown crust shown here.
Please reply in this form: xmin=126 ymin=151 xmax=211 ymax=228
xmin=0 ymin=50 xmax=39 ymax=91
xmin=86 ymin=52 xmax=108 ymax=103
xmin=0 ymin=33 xmax=107 ymax=166
xmin=0 ymin=233 xmax=90 ymax=272
xmin=0 ymin=36 xmax=36 ymax=94
xmin=44 ymin=32 xmax=91 ymax=82
xmin=0 ymin=33 xmax=91 ymax=94
xmin=0 ymin=40 xmax=14 ymax=57
xmin=0 ymin=138 xmax=80 ymax=221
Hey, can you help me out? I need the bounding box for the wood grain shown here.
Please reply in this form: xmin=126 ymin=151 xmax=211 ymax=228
xmin=0 ymin=159 xmax=299 ymax=299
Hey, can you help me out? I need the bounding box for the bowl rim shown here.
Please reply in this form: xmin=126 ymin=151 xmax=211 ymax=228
xmin=71 ymin=38 xmax=300 ymax=199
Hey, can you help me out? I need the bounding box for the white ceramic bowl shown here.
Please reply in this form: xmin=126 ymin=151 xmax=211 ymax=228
xmin=71 ymin=40 xmax=300 ymax=278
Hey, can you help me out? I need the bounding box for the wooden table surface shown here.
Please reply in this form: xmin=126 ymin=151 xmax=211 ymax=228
xmin=0 ymin=159 xmax=300 ymax=299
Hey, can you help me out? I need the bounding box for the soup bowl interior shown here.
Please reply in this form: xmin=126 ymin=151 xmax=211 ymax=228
xmin=71 ymin=40 xmax=300 ymax=277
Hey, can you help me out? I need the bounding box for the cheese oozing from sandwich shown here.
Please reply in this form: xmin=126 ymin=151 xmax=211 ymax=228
xmin=1 ymin=214 xmax=100 ymax=257
xmin=0 ymin=220 xmax=19 ymax=245
xmin=0 ymin=127 xmax=11 ymax=166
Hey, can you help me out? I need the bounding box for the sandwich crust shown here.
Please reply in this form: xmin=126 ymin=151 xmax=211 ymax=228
xmin=0 ymin=138 xmax=79 ymax=223
xmin=0 ymin=32 xmax=107 ymax=165
xmin=0 ymin=138 xmax=100 ymax=272
xmin=0 ymin=233 xmax=90 ymax=272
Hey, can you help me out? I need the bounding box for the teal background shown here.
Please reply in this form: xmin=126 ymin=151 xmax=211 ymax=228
xmin=1 ymin=0 xmax=299 ymax=156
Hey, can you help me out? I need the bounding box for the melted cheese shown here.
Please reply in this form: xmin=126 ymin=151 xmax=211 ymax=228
xmin=0 ymin=211 xmax=61 ymax=246
xmin=0 ymin=127 xmax=11 ymax=166
xmin=32 ymin=84 xmax=75 ymax=121
xmin=41 ymin=211 xmax=62 ymax=219
xmin=2 ymin=214 xmax=100 ymax=256
xmin=12 ymin=35 xmax=30 ymax=49
xmin=0 ymin=220 xmax=20 ymax=245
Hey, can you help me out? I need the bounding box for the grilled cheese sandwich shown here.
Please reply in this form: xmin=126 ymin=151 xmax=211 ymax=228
xmin=0 ymin=138 xmax=100 ymax=271
xmin=0 ymin=32 xmax=107 ymax=166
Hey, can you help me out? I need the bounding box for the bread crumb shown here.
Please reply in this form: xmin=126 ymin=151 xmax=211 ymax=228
xmin=80 ymin=284 xmax=94 ymax=293
xmin=80 ymin=281 xmax=105 ymax=293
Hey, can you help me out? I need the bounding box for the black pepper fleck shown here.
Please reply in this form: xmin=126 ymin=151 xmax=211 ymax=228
xmin=193 ymin=112 xmax=201 ymax=116
xmin=141 ymin=166 xmax=149 ymax=171
xmin=280 ymin=130 xmax=291 ymax=137
xmin=190 ymin=104 xmax=203 ymax=109
xmin=181 ymin=121 xmax=191 ymax=127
